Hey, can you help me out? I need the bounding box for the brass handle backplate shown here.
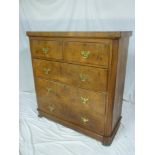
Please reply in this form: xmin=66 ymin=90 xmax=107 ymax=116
xmin=43 ymin=68 xmax=51 ymax=74
xmin=42 ymin=47 xmax=49 ymax=54
xmin=81 ymin=117 xmax=89 ymax=124
xmin=46 ymin=88 xmax=52 ymax=93
xmin=80 ymin=97 xmax=89 ymax=104
xmin=48 ymin=105 xmax=55 ymax=112
xmin=81 ymin=51 xmax=90 ymax=59
xmin=80 ymin=73 xmax=88 ymax=82
xmin=46 ymin=87 xmax=56 ymax=94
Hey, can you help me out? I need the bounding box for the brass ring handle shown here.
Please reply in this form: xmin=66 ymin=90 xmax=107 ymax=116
xmin=80 ymin=73 xmax=88 ymax=82
xmin=48 ymin=105 xmax=55 ymax=112
xmin=80 ymin=97 xmax=89 ymax=104
xmin=81 ymin=51 xmax=90 ymax=59
xmin=42 ymin=47 xmax=49 ymax=54
xmin=81 ymin=117 xmax=89 ymax=124
xmin=43 ymin=68 xmax=51 ymax=74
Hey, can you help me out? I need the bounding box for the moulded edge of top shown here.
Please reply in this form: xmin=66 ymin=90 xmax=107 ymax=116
xmin=26 ymin=31 xmax=132 ymax=39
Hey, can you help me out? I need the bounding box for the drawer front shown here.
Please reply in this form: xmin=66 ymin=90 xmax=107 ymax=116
xmin=35 ymin=79 xmax=106 ymax=134
xmin=40 ymin=103 xmax=105 ymax=135
xmin=30 ymin=39 xmax=62 ymax=60
xmin=33 ymin=59 xmax=108 ymax=92
xmin=63 ymin=40 xmax=111 ymax=67
xmin=35 ymin=78 xmax=106 ymax=115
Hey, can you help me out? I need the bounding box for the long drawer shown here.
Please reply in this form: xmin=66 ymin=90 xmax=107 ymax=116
xmin=32 ymin=59 xmax=108 ymax=92
xmin=35 ymin=78 xmax=107 ymax=115
xmin=35 ymin=78 xmax=106 ymax=134
xmin=39 ymin=104 xmax=105 ymax=135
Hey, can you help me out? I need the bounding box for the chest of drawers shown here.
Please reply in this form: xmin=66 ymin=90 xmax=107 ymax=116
xmin=27 ymin=32 xmax=132 ymax=145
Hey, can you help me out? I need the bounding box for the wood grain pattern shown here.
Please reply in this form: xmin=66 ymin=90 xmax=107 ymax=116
xmin=30 ymin=39 xmax=63 ymax=60
xmin=63 ymin=39 xmax=111 ymax=67
xmin=32 ymin=59 xmax=108 ymax=92
xmin=112 ymin=37 xmax=129 ymax=130
xmin=104 ymin=39 xmax=119 ymax=136
xmin=27 ymin=31 xmax=132 ymax=145
xmin=27 ymin=31 xmax=132 ymax=38
xmin=35 ymin=78 xmax=107 ymax=116
xmin=35 ymin=79 xmax=106 ymax=134
xmin=37 ymin=109 xmax=121 ymax=145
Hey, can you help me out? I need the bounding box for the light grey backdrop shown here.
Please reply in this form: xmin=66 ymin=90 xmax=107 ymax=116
xmin=19 ymin=0 xmax=135 ymax=103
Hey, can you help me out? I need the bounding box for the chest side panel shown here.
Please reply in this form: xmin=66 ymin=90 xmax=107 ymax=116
xmin=112 ymin=37 xmax=130 ymax=130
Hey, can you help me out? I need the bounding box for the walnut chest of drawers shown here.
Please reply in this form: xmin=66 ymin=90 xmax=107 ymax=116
xmin=27 ymin=32 xmax=132 ymax=145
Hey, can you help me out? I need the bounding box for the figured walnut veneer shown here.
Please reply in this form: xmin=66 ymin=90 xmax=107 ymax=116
xmin=27 ymin=31 xmax=132 ymax=145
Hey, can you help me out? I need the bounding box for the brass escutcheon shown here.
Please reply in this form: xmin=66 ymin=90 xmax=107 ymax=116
xmin=80 ymin=97 xmax=89 ymax=104
xmin=81 ymin=51 xmax=90 ymax=59
xmin=48 ymin=105 xmax=55 ymax=112
xmin=46 ymin=88 xmax=52 ymax=93
xmin=42 ymin=47 xmax=49 ymax=54
xmin=43 ymin=68 xmax=51 ymax=74
xmin=79 ymin=73 xmax=88 ymax=82
xmin=81 ymin=117 xmax=89 ymax=124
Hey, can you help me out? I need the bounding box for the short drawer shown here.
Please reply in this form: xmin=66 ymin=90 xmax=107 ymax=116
xmin=30 ymin=39 xmax=63 ymax=60
xmin=33 ymin=59 xmax=108 ymax=92
xmin=63 ymin=40 xmax=111 ymax=67
xmin=35 ymin=78 xmax=107 ymax=115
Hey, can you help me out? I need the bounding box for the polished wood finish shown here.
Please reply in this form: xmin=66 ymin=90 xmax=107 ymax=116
xmin=27 ymin=31 xmax=132 ymax=145
xmin=112 ymin=37 xmax=130 ymax=130
xmin=27 ymin=31 xmax=131 ymax=38
xmin=38 ymin=109 xmax=121 ymax=145
xmin=31 ymin=39 xmax=63 ymax=60
xmin=63 ymin=39 xmax=111 ymax=67
xmin=35 ymin=78 xmax=107 ymax=116
xmin=32 ymin=59 xmax=108 ymax=92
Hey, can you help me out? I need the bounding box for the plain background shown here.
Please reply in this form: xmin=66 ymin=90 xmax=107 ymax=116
xmin=1 ymin=0 xmax=155 ymax=155
xmin=19 ymin=0 xmax=135 ymax=103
